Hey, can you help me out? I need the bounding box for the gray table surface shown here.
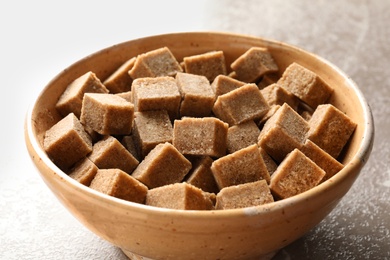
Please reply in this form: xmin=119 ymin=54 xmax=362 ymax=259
xmin=1 ymin=0 xmax=389 ymax=259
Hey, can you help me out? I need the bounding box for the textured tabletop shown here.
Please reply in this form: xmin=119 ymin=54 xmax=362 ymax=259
xmin=1 ymin=1 xmax=389 ymax=259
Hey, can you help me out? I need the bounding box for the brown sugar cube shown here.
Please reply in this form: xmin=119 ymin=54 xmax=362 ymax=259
xmin=90 ymin=169 xmax=148 ymax=204
xmin=307 ymin=104 xmax=357 ymax=159
xmin=131 ymin=76 xmax=181 ymax=120
xmin=183 ymin=51 xmax=227 ymax=82
xmin=215 ymin=180 xmax=274 ymax=210
xmin=301 ymin=139 xmax=344 ymax=181
xmin=212 ymin=83 xmax=270 ymax=126
xmin=269 ymin=149 xmax=326 ymax=199
xmin=132 ymin=142 xmax=191 ymax=189
xmin=277 ymin=62 xmax=333 ymax=108
xmin=259 ymin=147 xmax=278 ymax=176
xmin=175 ymin=72 xmax=216 ymax=117
xmin=211 ymin=144 xmax=271 ymax=189
xmin=173 ymin=117 xmax=228 ymax=158
xmin=103 ymin=57 xmax=136 ymax=93
xmin=44 ymin=113 xmax=92 ymax=171
xmin=132 ymin=110 xmax=173 ymax=158
xmin=146 ymin=182 xmax=214 ymax=210
xmin=88 ymin=136 xmax=139 ymax=174
xmin=68 ymin=158 xmax=98 ymax=186
xmin=80 ymin=93 xmax=134 ymax=135
xmin=258 ymin=103 xmax=309 ymax=162
xmin=227 ymin=120 xmax=260 ymax=154
xmin=116 ymin=91 xmax=132 ymax=103
xmin=260 ymin=83 xmax=299 ymax=111
xmin=121 ymin=135 xmax=140 ymax=161
xmin=185 ymin=156 xmax=219 ymax=194
xmin=211 ymin=75 xmax=246 ymax=96
xmin=129 ymin=47 xmax=183 ymax=79
xmin=56 ymin=71 xmax=109 ymax=118
xmin=230 ymin=47 xmax=278 ymax=83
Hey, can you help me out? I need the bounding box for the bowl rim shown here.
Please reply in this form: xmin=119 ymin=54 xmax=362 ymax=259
xmin=25 ymin=31 xmax=375 ymax=219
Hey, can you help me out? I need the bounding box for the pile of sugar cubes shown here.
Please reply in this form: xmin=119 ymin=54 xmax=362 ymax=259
xmin=43 ymin=46 xmax=356 ymax=210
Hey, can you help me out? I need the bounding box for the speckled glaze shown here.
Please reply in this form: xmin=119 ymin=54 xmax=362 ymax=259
xmin=25 ymin=32 xmax=374 ymax=260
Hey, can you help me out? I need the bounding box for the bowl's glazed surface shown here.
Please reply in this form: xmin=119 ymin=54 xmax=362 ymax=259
xmin=25 ymin=32 xmax=374 ymax=260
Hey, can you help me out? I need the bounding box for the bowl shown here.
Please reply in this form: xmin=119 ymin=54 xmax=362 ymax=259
xmin=25 ymin=32 xmax=374 ymax=260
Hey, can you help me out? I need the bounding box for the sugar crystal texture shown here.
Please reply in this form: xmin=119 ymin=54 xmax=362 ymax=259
xmin=131 ymin=76 xmax=181 ymax=120
xmin=260 ymin=83 xmax=299 ymax=111
xmin=121 ymin=135 xmax=140 ymax=161
xmin=173 ymin=117 xmax=228 ymax=158
xmin=43 ymin=113 xmax=92 ymax=171
xmin=90 ymin=169 xmax=148 ymax=204
xmin=185 ymin=156 xmax=219 ymax=194
xmin=227 ymin=120 xmax=260 ymax=153
xmin=258 ymin=103 xmax=309 ymax=162
xmin=175 ymin=72 xmax=215 ymax=117
xmin=80 ymin=93 xmax=134 ymax=135
xmin=103 ymin=57 xmax=136 ymax=93
xmin=215 ymin=180 xmax=274 ymax=210
xmin=212 ymin=83 xmax=270 ymax=126
xmin=132 ymin=143 xmax=192 ymax=189
xmin=88 ymin=136 xmax=139 ymax=174
xmin=146 ymin=182 xmax=214 ymax=210
xmin=211 ymin=144 xmax=271 ymax=189
xmin=277 ymin=62 xmax=333 ymax=108
xmin=211 ymin=74 xmax=246 ymax=96
xmin=132 ymin=110 xmax=173 ymax=158
xmin=68 ymin=158 xmax=98 ymax=186
xmin=183 ymin=51 xmax=227 ymax=82
xmin=230 ymin=47 xmax=279 ymax=83
xmin=300 ymin=139 xmax=344 ymax=181
xmin=269 ymin=149 xmax=325 ymax=199
xmin=56 ymin=71 xmax=109 ymax=118
xmin=129 ymin=47 xmax=183 ymax=79
xmin=259 ymin=147 xmax=278 ymax=176
xmin=307 ymin=104 xmax=357 ymax=159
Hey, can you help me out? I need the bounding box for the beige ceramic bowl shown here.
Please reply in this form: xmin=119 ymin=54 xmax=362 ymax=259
xmin=25 ymin=32 xmax=374 ymax=260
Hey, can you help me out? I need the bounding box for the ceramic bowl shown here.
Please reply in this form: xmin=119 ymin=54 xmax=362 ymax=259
xmin=25 ymin=32 xmax=374 ymax=260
